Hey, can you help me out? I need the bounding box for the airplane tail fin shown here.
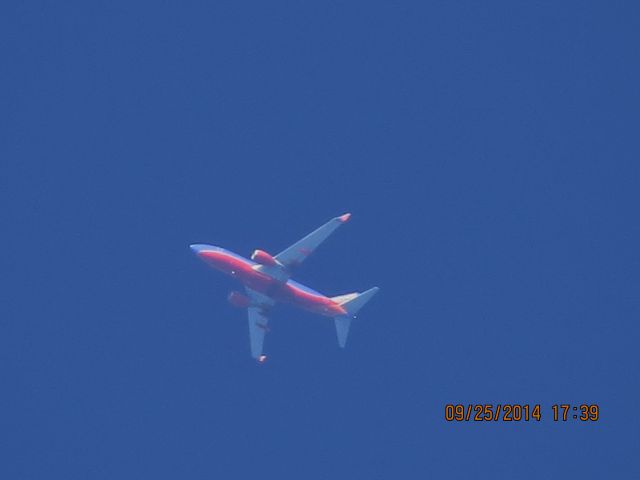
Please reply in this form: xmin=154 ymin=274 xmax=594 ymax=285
xmin=332 ymin=287 xmax=379 ymax=348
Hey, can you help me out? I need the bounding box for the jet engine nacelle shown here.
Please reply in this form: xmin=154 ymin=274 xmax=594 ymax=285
xmin=227 ymin=291 xmax=251 ymax=308
xmin=251 ymin=249 xmax=278 ymax=267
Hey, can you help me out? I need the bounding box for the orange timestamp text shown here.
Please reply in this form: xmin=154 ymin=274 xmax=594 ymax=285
xmin=444 ymin=404 xmax=600 ymax=422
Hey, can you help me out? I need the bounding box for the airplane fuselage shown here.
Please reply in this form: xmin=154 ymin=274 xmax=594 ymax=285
xmin=191 ymin=245 xmax=346 ymax=317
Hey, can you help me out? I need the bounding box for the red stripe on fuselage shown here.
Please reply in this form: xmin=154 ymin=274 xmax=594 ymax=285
xmin=198 ymin=250 xmax=346 ymax=316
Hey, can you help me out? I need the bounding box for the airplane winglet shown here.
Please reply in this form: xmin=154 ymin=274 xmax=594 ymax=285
xmin=338 ymin=213 xmax=351 ymax=223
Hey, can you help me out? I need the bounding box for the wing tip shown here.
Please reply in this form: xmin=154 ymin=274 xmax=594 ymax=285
xmin=338 ymin=213 xmax=351 ymax=223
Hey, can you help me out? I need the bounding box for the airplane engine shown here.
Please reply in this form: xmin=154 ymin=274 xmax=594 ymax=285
xmin=227 ymin=291 xmax=251 ymax=308
xmin=251 ymin=249 xmax=278 ymax=266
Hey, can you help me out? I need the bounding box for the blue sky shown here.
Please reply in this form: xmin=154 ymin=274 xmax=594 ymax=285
xmin=2 ymin=1 xmax=639 ymax=478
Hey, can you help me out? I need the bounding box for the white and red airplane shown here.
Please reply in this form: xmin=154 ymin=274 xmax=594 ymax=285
xmin=190 ymin=213 xmax=379 ymax=363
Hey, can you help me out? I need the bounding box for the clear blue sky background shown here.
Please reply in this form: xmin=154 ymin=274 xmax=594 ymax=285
xmin=2 ymin=1 xmax=639 ymax=478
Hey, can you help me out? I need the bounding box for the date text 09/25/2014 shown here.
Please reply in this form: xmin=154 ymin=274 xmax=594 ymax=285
xmin=444 ymin=404 xmax=600 ymax=422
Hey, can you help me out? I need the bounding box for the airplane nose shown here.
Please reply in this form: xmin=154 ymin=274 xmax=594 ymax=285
xmin=190 ymin=244 xmax=207 ymax=255
xmin=190 ymin=244 xmax=220 ymax=256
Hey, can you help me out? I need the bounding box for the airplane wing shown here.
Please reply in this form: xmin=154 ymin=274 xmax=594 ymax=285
xmin=247 ymin=308 xmax=269 ymax=360
xmin=245 ymin=288 xmax=274 ymax=360
xmin=274 ymin=213 xmax=351 ymax=270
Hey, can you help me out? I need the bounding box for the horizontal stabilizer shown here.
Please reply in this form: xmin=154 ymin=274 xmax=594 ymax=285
xmin=330 ymin=292 xmax=359 ymax=304
xmin=340 ymin=287 xmax=380 ymax=317
xmin=334 ymin=316 xmax=351 ymax=348
xmin=333 ymin=287 xmax=379 ymax=348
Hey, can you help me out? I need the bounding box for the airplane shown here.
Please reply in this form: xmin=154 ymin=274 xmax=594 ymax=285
xmin=190 ymin=213 xmax=379 ymax=363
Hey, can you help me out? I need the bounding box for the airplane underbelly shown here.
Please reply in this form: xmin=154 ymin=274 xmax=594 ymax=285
xmin=240 ymin=274 xmax=335 ymax=316
xmin=240 ymin=269 xmax=280 ymax=295
xmin=277 ymin=284 xmax=334 ymax=316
